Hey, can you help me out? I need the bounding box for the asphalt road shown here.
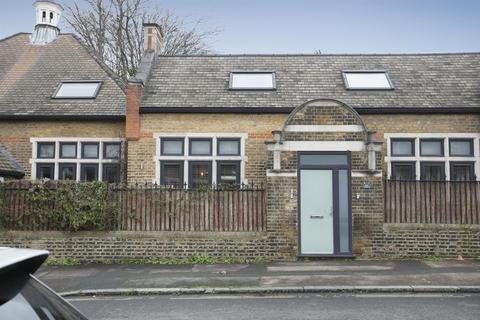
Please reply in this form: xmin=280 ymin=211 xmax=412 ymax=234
xmin=69 ymin=293 xmax=480 ymax=320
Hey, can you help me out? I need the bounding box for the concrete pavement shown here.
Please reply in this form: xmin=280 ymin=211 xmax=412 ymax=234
xmin=36 ymin=259 xmax=480 ymax=296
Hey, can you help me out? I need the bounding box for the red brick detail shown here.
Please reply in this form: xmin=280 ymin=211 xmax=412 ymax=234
xmin=125 ymin=83 xmax=144 ymax=141
xmin=140 ymin=132 xmax=154 ymax=139
xmin=373 ymin=131 xmax=383 ymax=141
xmin=248 ymin=132 xmax=273 ymax=139
xmin=0 ymin=137 xmax=30 ymax=143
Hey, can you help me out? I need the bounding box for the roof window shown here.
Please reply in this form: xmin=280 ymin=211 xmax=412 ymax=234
xmin=53 ymin=81 xmax=102 ymax=99
xmin=343 ymin=71 xmax=393 ymax=90
xmin=229 ymin=72 xmax=276 ymax=90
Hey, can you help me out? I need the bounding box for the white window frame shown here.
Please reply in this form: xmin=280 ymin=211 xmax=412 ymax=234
xmin=154 ymin=133 xmax=248 ymax=186
xmin=52 ymin=81 xmax=103 ymax=99
xmin=342 ymin=70 xmax=394 ymax=90
xmin=229 ymin=71 xmax=276 ymax=90
xmin=384 ymin=133 xmax=480 ymax=181
xmin=30 ymin=137 xmax=123 ymax=182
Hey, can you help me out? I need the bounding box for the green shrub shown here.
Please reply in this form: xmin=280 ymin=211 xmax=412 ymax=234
xmin=1 ymin=181 xmax=115 ymax=231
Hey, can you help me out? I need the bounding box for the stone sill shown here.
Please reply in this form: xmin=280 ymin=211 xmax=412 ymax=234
xmin=0 ymin=230 xmax=268 ymax=240
xmin=383 ymin=223 xmax=480 ymax=232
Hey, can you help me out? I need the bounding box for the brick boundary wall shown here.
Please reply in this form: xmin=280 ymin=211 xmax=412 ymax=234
xmin=370 ymin=224 xmax=480 ymax=258
xmin=0 ymin=231 xmax=288 ymax=262
xmin=1 ymin=224 xmax=478 ymax=261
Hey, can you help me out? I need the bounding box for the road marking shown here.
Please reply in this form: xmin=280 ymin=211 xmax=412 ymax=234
xmin=352 ymin=293 xmax=470 ymax=299
xmin=423 ymin=261 xmax=477 ymax=269
xmin=267 ymin=265 xmax=394 ymax=272
xmin=191 ymin=265 xmax=249 ymax=273
xmin=67 ymin=296 xmax=159 ymax=302
xmin=171 ymin=295 xmax=298 ymax=300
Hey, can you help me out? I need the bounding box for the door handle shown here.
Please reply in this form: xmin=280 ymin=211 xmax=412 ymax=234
xmin=310 ymin=215 xmax=324 ymax=219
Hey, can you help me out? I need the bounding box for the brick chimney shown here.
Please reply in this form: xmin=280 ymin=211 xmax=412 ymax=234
xmin=125 ymin=23 xmax=163 ymax=141
xmin=143 ymin=23 xmax=163 ymax=53
xmin=125 ymin=80 xmax=143 ymax=140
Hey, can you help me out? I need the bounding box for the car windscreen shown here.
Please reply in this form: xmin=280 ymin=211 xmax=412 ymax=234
xmin=0 ymin=275 xmax=87 ymax=320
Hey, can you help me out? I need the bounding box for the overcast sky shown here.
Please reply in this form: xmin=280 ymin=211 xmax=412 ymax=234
xmin=1 ymin=0 xmax=479 ymax=54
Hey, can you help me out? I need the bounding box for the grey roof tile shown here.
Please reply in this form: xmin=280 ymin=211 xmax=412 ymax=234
xmin=0 ymin=33 xmax=125 ymax=118
xmin=142 ymin=53 xmax=480 ymax=110
xmin=0 ymin=143 xmax=24 ymax=178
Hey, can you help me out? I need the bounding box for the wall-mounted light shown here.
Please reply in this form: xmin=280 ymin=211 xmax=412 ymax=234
xmin=367 ymin=131 xmax=376 ymax=143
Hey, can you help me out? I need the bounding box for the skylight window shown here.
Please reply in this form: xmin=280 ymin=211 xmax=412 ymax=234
xmin=343 ymin=71 xmax=393 ymax=90
xmin=53 ymin=81 xmax=102 ymax=98
xmin=229 ymin=72 xmax=276 ymax=90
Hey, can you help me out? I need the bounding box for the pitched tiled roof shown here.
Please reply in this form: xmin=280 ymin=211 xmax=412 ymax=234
xmin=141 ymin=53 xmax=480 ymax=112
xmin=0 ymin=144 xmax=24 ymax=178
xmin=0 ymin=33 xmax=125 ymax=118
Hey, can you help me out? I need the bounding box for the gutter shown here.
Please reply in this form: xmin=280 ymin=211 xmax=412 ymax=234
xmin=0 ymin=115 xmax=125 ymax=121
xmin=355 ymin=107 xmax=480 ymax=114
xmin=139 ymin=106 xmax=480 ymax=115
xmin=140 ymin=107 xmax=295 ymax=114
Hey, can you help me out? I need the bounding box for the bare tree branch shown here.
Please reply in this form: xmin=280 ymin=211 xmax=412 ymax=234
xmin=62 ymin=0 xmax=221 ymax=80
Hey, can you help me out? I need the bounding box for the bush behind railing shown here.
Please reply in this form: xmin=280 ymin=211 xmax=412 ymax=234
xmin=0 ymin=181 xmax=115 ymax=231
xmin=0 ymin=181 xmax=266 ymax=232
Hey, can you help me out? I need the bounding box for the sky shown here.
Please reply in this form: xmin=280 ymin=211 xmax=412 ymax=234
xmin=1 ymin=0 xmax=479 ymax=54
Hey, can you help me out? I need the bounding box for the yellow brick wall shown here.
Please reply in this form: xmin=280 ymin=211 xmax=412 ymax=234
xmin=0 ymin=120 xmax=124 ymax=178
xmin=362 ymin=113 xmax=480 ymax=172
xmin=129 ymin=113 xmax=480 ymax=184
xmin=127 ymin=114 xmax=287 ymax=184
xmin=362 ymin=114 xmax=480 ymax=134
xmin=3 ymin=114 xmax=476 ymax=183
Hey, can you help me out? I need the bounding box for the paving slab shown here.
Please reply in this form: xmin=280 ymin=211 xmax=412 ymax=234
xmin=36 ymin=260 xmax=480 ymax=294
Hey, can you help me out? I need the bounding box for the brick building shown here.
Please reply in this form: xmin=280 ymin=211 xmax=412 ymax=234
xmin=0 ymin=1 xmax=126 ymax=184
xmin=119 ymin=23 xmax=479 ymax=258
xmin=0 ymin=2 xmax=479 ymax=259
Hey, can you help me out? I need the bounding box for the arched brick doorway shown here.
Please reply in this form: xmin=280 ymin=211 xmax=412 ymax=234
xmin=266 ymin=99 xmax=383 ymax=257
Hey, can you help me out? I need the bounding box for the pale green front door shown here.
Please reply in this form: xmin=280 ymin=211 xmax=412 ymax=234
xmin=299 ymin=169 xmax=334 ymax=254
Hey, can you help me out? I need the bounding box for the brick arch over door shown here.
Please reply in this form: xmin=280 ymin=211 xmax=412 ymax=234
xmin=280 ymin=98 xmax=369 ymax=143
xmin=265 ymin=98 xmax=384 ymax=259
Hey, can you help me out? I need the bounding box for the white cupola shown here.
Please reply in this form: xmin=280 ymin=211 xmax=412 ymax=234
xmin=31 ymin=0 xmax=64 ymax=45
xmin=34 ymin=0 xmax=63 ymax=28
